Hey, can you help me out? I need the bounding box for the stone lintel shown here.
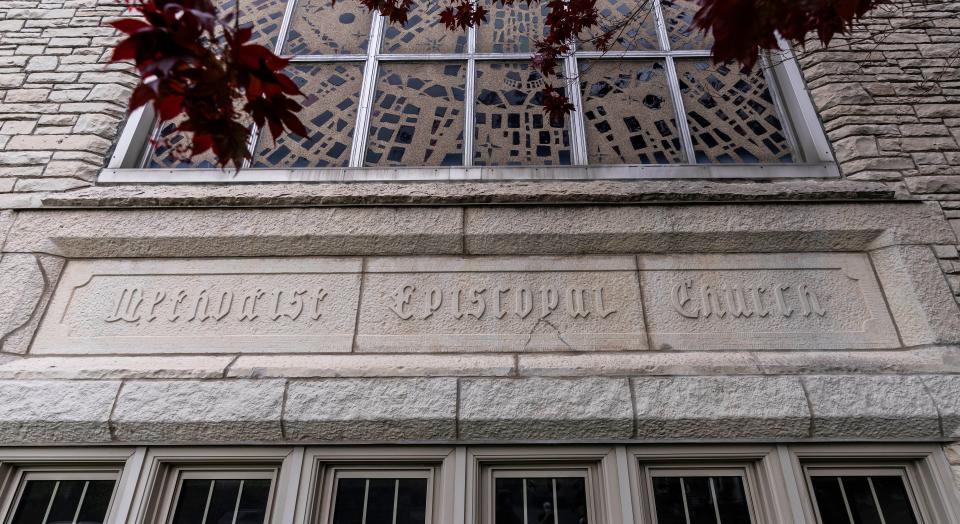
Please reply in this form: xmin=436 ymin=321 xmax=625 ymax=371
xmin=0 ymin=375 xmax=955 ymax=444
xmin=3 ymin=202 xmax=952 ymax=258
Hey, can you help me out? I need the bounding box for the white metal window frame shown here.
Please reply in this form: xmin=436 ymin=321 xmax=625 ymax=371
xmin=1 ymin=470 xmax=120 ymax=524
xmin=803 ymin=465 xmax=925 ymax=524
xmin=322 ymin=468 xmax=434 ymax=524
xmin=161 ymin=469 xmax=278 ymax=524
xmin=641 ymin=466 xmax=761 ymax=524
xmin=0 ymin=445 xmax=957 ymax=524
xmin=102 ymin=0 xmax=838 ymax=184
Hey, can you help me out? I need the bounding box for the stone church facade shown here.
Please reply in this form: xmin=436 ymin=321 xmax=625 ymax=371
xmin=2 ymin=0 xmax=960 ymax=522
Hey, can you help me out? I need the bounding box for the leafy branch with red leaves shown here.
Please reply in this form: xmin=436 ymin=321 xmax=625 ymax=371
xmin=111 ymin=0 xmax=307 ymax=167
xmin=110 ymin=0 xmax=890 ymax=167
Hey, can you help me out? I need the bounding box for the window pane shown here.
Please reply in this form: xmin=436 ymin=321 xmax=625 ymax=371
xmin=474 ymin=62 xmax=571 ymax=166
xmin=236 ymin=480 xmax=271 ymax=524
xmin=382 ymin=1 xmax=467 ymax=53
xmin=46 ymin=481 xmax=86 ymax=524
xmin=204 ymin=480 xmax=242 ymax=524
xmin=11 ymin=481 xmax=57 ymax=524
xmin=554 ymin=478 xmax=587 ymax=524
xmin=652 ymin=477 xmax=685 ymax=524
xmin=523 ymin=478 xmax=553 ymax=524
xmin=580 ymin=0 xmax=659 ymax=51
xmin=841 ymin=477 xmax=883 ymax=524
xmin=477 ymin=1 xmax=549 ymax=53
xmin=676 ymin=60 xmax=794 ymax=163
xmin=681 ymin=477 xmax=717 ymax=524
xmin=283 ymin=0 xmax=373 ymax=55
xmin=714 ymin=477 xmax=751 ymax=524
xmin=331 ymin=478 xmax=365 ymax=524
xmin=661 ymin=0 xmax=713 ymax=50
xmin=172 ymin=480 xmax=212 ymax=524
xmin=494 ymin=478 xmax=524 ymax=524
xmin=395 ymin=479 xmax=428 ymax=524
xmin=364 ymin=479 xmax=395 ymax=524
xmin=579 ymin=60 xmax=683 ymax=164
xmin=810 ymin=477 xmax=850 ymax=524
xmin=365 ymin=62 xmax=466 ymax=166
xmin=653 ymin=476 xmax=752 ymax=524
xmin=253 ymin=63 xmax=363 ymax=167
xmin=145 ymin=117 xmax=224 ymax=169
xmin=872 ymin=476 xmax=918 ymax=524
xmin=220 ymin=0 xmax=286 ymax=49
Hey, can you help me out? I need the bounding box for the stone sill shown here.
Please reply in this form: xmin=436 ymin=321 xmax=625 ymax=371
xmin=36 ymin=177 xmax=900 ymax=210
xmin=99 ymin=163 xmax=841 ymax=184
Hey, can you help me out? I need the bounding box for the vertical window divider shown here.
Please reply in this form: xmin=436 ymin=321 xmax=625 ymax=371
xmin=200 ymin=481 xmax=215 ymax=524
xmin=565 ymin=49 xmax=588 ymax=165
xmin=41 ymin=481 xmax=60 ymax=524
xmin=708 ymin=478 xmax=722 ymax=524
xmin=758 ymin=52 xmax=804 ymax=162
xmin=349 ymin=15 xmax=386 ymax=167
xmin=71 ymin=481 xmax=90 ymax=524
xmin=653 ymin=0 xmax=697 ymax=163
xmin=836 ymin=477 xmax=855 ymax=524
xmin=230 ymin=480 xmax=244 ymax=524
xmin=679 ymin=478 xmax=692 ymax=524
xmin=243 ymin=0 xmax=300 ymax=168
xmin=463 ymin=21 xmax=477 ymax=167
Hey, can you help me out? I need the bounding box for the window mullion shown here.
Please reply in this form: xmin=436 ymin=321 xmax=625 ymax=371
xmin=71 ymin=481 xmax=90 ymax=524
xmin=463 ymin=22 xmax=477 ymax=167
xmin=759 ymin=52 xmax=805 ymax=162
xmin=349 ymin=15 xmax=386 ymax=167
xmin=653 ymin=0 xmax=696 ymax=163
xmin=565 ymin=52 xmax=588 ymax=165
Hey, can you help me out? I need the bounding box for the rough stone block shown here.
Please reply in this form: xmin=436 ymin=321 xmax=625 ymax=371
xmin=921 ymin=375 xmax=960 ymax=438
xmin=0 ymin=379 xmax=119 ymax=443
xmin=111 ymin=380 xmax=285 ymax=442
xmin=870 ymin=245 xmax=960 ymax=345
xmin=802 ymin=375 xmax=940 ymax=438
xmin=459 ymin=377 xmax=633 ymax=439
xmin=0 ymin=254 xmax=46 ymax=352
xmin=284 ymin=378 xmax=457 ymax=441
xmin=633 ymin=376 xmax=810 ymax=439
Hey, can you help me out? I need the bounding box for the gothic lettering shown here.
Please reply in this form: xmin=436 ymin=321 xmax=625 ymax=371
xmin=669 ymin=280 xmax=827 ymax=321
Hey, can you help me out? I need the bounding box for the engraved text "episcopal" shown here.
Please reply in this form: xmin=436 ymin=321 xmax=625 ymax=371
xmin=387 ymin=285 xmax=617 ymax=321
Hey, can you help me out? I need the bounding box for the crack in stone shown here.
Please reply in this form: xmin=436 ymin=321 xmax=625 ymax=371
xmin=523 ymin=317 xmax=574 ymax=352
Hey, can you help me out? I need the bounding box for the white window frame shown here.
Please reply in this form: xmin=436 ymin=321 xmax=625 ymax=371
xmin=125 ymin=448 xmax=298 ymax=524
xmin=642 ymin=467 xmax=761 ymax=524
xmin=803 ymin=465 xmax=926 ymax=524
xmin=102 ymin=0 xmax=837 ymax=184
xmin=784 ymin=444 xmax=960 ymax=524
xmin=294 ymin=447 xmax=456 ymax=524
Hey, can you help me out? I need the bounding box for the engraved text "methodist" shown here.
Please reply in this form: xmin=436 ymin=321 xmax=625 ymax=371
xmin=106 ymin=287 xmax=329 ymax=323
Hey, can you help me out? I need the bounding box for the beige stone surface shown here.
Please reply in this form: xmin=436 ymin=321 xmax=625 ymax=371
xmin=632 ymin=376 xmax=810 ymax=439
xmin=639 ymin=253 xmax=899 ymax=350
xmin=5 ymin=207 xmax=463 ymax=257
xmin=356 ymin=257 xmax=646 ymax=352
xmin=463 ymin=203 xmax=955 ymax=255
xmin=32 ymin=258 xmax=362 ymax=354
xmin=1 ymin=254 xmax=64 ymax=354
xmin=0 ymin=254 xmax=46 ymax=352
xmin=0 ymin=379 xmax=119 ymax=443
xmin=228 ymin=354 xmax=515 ymax=378
xmin=284 ymin=378 xmax=457 ymax=441
xmin=459 ymin=377 xmax=633 ymax=439
xmin=0 ymin=355 xmax=234 ymax=379
xmin=111 ymin=380 xmax=285 ymax=442
xmin=802 ymin=375 xmax=941 ymax=438
xmin=870 ymin=245 xmax=960 ymax=345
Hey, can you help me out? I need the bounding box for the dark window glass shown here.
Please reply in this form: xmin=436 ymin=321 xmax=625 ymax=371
xmin=652 ymin=476 xmax=752 ymax=524
xmin=11 ymin=479 xmax=117 ymax=524
xmin=331 ymin=478 xmax=365 ymax=524
xmin=172 ymin=479 xmax=272 ymax=524
xmin=331 ymin=477 xmax=428 ymax=524
xmin=493 ymin=476 xmax=588 ymax=524
xmin=810 ymin=475 xmax=919 ymax=524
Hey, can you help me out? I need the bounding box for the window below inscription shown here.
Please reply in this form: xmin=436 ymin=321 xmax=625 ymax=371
xmin=6 ymin=473 xmax=117 ymax=524
xmin=166 ymin=473 xmax=274 ymax=524
xmin=122 ymin=0 xmax=829 ymax=171
xmin=805 ymin=469 xmax=921 ymax=524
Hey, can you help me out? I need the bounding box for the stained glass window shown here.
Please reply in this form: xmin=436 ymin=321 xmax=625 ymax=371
xmin=140 ymin=0 xmax=802 ymax=168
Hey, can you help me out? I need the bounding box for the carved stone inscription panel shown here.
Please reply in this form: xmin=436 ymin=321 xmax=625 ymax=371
xmin=32 ymin=258 xmax=362 ymax=354
xmin=355 ymin=257 xmax=647 ymax=352
xmin=639 ymin=253 xmax=900 ymax=350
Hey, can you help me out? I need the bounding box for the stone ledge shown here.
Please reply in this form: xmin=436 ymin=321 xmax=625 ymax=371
xmin=0 ymin=375 xmax=954 ymax=444
xmin=38 ymin=179 xmax=893 ymax=209
xmin=2 ymin=201 xmax=952 ymax=258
